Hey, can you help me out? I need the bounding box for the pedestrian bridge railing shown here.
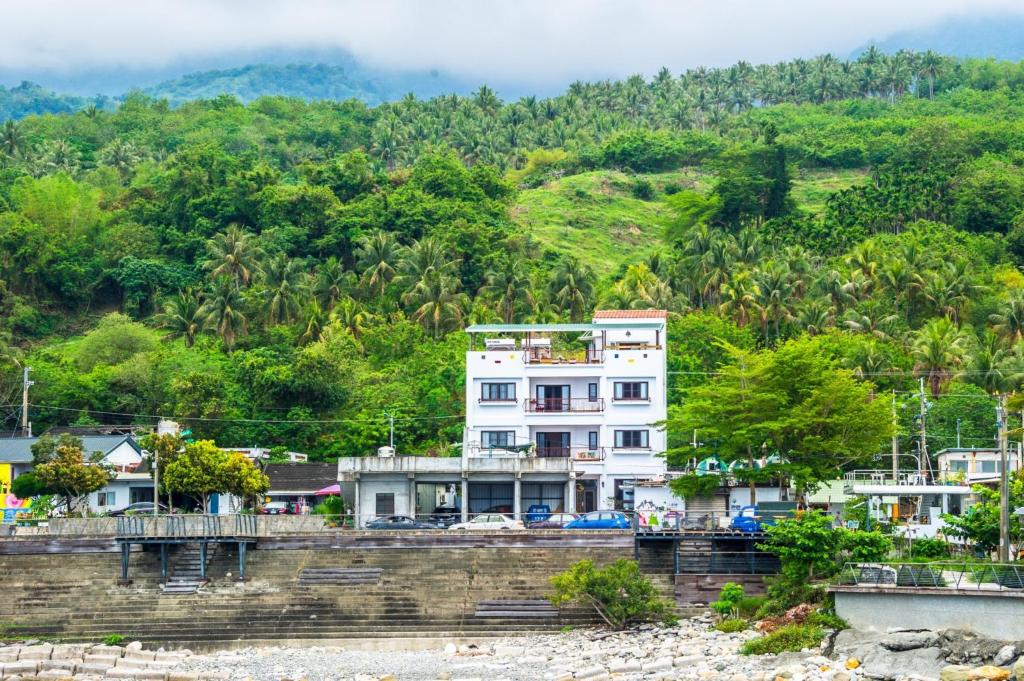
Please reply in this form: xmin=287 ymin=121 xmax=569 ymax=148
xmin=839 ymin=561 xmax=1024 ymax=591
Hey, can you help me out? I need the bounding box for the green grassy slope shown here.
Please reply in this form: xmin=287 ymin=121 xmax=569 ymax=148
xmin=513 ymin=167 xmax=868 ymax=277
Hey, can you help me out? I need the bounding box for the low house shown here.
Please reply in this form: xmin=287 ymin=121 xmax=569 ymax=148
xmin=264 ymin=462 xmax=340 ymax=512
xmin=0 ymin=438 xmax=36 ymax=522
xmin=936 ymin=447 xmax=1022 ymax=484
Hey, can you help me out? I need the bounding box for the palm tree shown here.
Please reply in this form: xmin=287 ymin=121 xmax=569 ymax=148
xmin=330 ymin=297 xmax=371 ymax=342
xmin=158 ymin=289 xmax=203 ymax=348
xmin=842 ymin=308 xmax=898 ymax=340
xmin=198 ymin=278 xmax=248 ymax=352
xmin=609 ymin=263 xmax=674 ymax=310
xmin=917 ymin=51 xmax=944 ymax=99
xmin=548 ymin=257 xmax=595 ymax=322
xmin=312 ymin=257 xmax=352 ymax=311
xmin=912 ymin=317 xmax=970 ymax=396
xmin=756 ymin=262 xmax=794 ymax=340
xmin=100 ymin=139 xmax=144 ymax=179
xmin=967 ymin=332 xmax=1022 ymax=394
xmin=480 ymin=259 xmax=534 ymax=323
xmin=719 ymin=270 xmax=761 ymax=328
xmin=203 ymin=225 xmax=263 ymax=288
xmin=989 ymin=291 xmax=1024 ymax=344
xmin=880 ymin=258 xmax=923 ymax=322
xmin=299 ymin=299 xmax=327 ymax=345
xmin=356 ymin=231 xmax=401 ymax=300
xmin=1 ymin=120 xmax=23 ymax=158
xmin=402 ymin=269 xmax=468 ymax=338
xmin=795 ymin=297 xmax=835 ymax=336
xmin=397 ymin=237 xmax=458 ymax=288
xmin=260 ymin=254 xmax=307 ymax=327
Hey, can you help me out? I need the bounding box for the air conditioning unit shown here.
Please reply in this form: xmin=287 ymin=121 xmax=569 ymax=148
xmin=377 ymin=446 xmax=396 ymax=458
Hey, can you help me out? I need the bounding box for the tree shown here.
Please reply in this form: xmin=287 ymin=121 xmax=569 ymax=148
xmin=203 ymin=225 xmax=263 ymax=288
xmin=402 ymin=269 xmax=468 ymax=338
xmin=549 ymin=559 xmax=676 ymax=629
xmin=989 ymin=291 xmax=1024 ymax=344
xmin=912 ymin=317 xmax=970 ymax=396
xmin=31 ymin=435 xmax=112 ymax=515
xmin=549 ymin=257 xmax=595 ymax=322
xmin=158 ymin=289 xmax=203 ymax=348
xmin=356 ymin=231 xmax=400 ymax=299
xmin=161 ymin=440 xmax=266 ymax=513
xmin=260 ymin=254 xmax=307 ymax=327
xmin=198 ymin=277 xmax=248 ymax=352
xmin=138 ymin=432 xmax=184 ymax=510
xmin=1 ymin=119 xmax=23 ymax=158
xmin=480 ymin=258 xmax=534 ymax=323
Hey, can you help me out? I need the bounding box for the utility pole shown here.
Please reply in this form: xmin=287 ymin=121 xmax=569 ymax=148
xmin=997 ymin=395 xmax=1010 ymax=563
xmin=918 ymin=377 xmax=928 ymax=477
xmin=386 ymin=412 xmax=394 ymax=449
xmin=956 ymin=418 xmax=962 ymax=449
xmin=20 ymin=366 xmax=33 ymax=438
xmin=891 ymin=391 xmax=899 ymax=482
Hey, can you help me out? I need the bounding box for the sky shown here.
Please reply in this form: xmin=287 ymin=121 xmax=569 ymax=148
xmin=3 ymin=0 xmax=1024 ymax=89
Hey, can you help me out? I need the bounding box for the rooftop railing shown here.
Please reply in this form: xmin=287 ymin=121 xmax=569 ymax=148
xmin=524 ymin=347 xmax=603 ymax=365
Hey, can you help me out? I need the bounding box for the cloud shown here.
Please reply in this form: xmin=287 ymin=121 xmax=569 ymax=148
xmin=2 ymin=0 xmax=1023 ymax=86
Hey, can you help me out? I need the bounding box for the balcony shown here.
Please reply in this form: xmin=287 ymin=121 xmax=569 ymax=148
xmin=524 ymin=347 xmax=603 ymax=365
xmin=524 ymin=398 xmax=605 ymax=413
xmin=535 ymin=445 xmax=606 ymax=461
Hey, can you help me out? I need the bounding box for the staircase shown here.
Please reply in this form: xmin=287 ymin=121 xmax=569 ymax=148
xmin=162 ymin=543 xmax=217 ymax=595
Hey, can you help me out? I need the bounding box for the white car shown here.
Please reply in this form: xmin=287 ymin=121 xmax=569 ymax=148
xmin=448 ymin=513 xmax=524 ymax=530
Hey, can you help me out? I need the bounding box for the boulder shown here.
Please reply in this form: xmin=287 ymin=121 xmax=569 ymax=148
xmin=1014 ymin=659 xmax=1024 ymax=681
xmin=967 ymin=666 xmax=1011 ymax=681
xmin=994 ymin=647 xmax=1018 ymax=667
xmin=940 ymin=631 xmax=1009 ymax=666
xmin=858 ymin=646 xmax=946 ymax=681
xmin=881 ymin=632 xmax=939 ymax=652
xmin=941 ymin=666 xmax=973 ymax=681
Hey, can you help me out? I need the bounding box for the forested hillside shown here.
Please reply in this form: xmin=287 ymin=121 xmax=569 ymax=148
xmin=3 ymin=50 xmax=1024 ymax=460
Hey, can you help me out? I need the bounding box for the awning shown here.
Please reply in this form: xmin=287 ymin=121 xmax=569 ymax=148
xmin=314 ymin=484 xmax=341 ymax=496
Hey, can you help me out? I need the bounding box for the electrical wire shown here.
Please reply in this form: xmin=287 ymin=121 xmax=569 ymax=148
xmin=27 ymin=403 xmax=465 ymax=425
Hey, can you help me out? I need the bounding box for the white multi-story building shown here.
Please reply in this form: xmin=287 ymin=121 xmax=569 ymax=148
xmin=464 ymin=309 xmax=668 ymax=513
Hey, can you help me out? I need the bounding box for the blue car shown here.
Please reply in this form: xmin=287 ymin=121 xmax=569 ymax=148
xmin=564 ymin=511 xmax=632 ymax=530
xmin=729 ymin=505 xmax=774 ymax=533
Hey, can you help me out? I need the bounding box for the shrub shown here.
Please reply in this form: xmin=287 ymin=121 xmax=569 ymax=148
xmin=549 ymin=559 xmax=677 ymax=629
xmin=807 ymin=610 xmax=848 ymax=631
xmin=910 ymin=537 xmax=950 ymax=560
xmin=715 ymin=618 xmax=749 ymax=633
xmin=710 ymin=582 xmax=746 ymax=616
xmin=103 ymin=634 xmax=125 ymax=646
xmin=631 ymin=178 xmax=655 ymax=200
xmin=663 ymin=182 xmax=682 ymax=196
xmin=735 ymin=596 xmax=768 ymax=618
xmin=740 ymin=624 xmax=825 ymax=655
xmin=753 ymin=600 xmax=786 ymax=620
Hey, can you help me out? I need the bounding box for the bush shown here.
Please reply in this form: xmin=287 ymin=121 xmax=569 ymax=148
xmin=765 ymin=575 xmax=827 ymax=609
xmin=549 ymin=559 xmax=677 ymax=629
xmin=910 ymin=537 xmax=950 ymax=560
xmin=753 ymin=599 xmax=786 ymax=620
xmin=711 ymin=582 xmax=746 ymax=616
xmin=631 ymin=178 xmax=655 ymax=200
xmin=807 ymin=610 xmax=848 ymax=631
xmin=715 ymin=618 xmax=749 ymax=633
xmin=740 ymin=624 xmax=825 ymax=655
xmin=103 ymin=634 xmax=125 ymax=646
xmin=735 ymin=596 xmax=768 ymax=618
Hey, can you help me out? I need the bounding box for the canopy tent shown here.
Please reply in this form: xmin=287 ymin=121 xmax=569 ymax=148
xmin=314 ymin=483 xmax=341 ymax=496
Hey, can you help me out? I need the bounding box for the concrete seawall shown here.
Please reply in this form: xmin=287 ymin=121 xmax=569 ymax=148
xmin=833 ymin=586 xmax=1024 ymax=640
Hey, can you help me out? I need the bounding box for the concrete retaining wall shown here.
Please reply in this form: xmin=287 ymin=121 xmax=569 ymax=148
xmin=833 ymin=587 xmax=1024 ymax=640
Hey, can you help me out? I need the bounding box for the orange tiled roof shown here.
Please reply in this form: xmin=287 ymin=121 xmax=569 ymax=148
xmin=592 ymin=309 xmax=668 ymax=319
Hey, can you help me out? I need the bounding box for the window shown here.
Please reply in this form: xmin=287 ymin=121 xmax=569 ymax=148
xmin=375 ymin=493 xmax=395 ymax=516
xmin=97 ymin=491 xmax=116 ymax=506
xmin=978 ymin=460 xmax=1000 ymax=474
xmin=614 ymin=381 xmax=649 ymax=400
xmin=588 ymin=431 xmax=599 ymax=451
xmin=588 ymin=383 xmax=598 ymax=402
xmin=481 ymin=382 xmax=516 ymax=401
xmin=614 ymin=430 xmax=649 ymax=448
xmin=481 ymin=430 xmax=515 ymax=447
xmin=948 ymin=460 xmax=968 ymax=473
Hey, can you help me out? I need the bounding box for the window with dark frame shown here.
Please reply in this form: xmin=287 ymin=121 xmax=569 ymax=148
xmin=588 ymin=383 xmax=598 ymax=402
xmin=588 ymin=431 xmax=598 ymax=450
xmin=375 ymin=493 xmax=395 ymax=516
xmin=481 ymin=382 xmax=516 ymax=401
xmin=481 ymin=430 xmax=515 ymax=447
xmin=613 ymin=381 xmax=649 ymax=400
xmin=614 ymin=430 xmax=649 ymax=448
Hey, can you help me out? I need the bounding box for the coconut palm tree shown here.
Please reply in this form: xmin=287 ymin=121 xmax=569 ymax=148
xmin=198 ymin=278 xmax=248 ymax=352
xmin=298 ymin=299 xmax=327 ymax=345
xmin=548 ymin=257 xmax=595 ymax=322
xmin=912 ymin=317 xmax=970 ymax=396
xmin=260 ymin=254 xmax=307 ymax=327
xmin=967 ymin=332 xmax=1023 ymax=394
xmin=356 ymin=231 xmax=401 ymax=300
xmin=1 ymin=120 xmax=23 ymax=158
xmin=203 ymin=225 xmax=263 ymax=288
xmin=397 ymin=237 xmax=458 ymax=289
xmin=402 ymin=269 xmax=468 ymax=338
xmin=795 ymin=297 xmax=835 ymax=336
xmin=312 ymin=257 xmax=353 ymax=312
xmin=842 ymin=308 xmax=898 ymax=340
xmin=480 ymin=258 xmax=534 ymax=323
xmin=756 ymin=262 xmax=794 ymax=341
xmin=608 ymin=264 xmax=674 ymax=310
xmin=719 ymin=270 xmax=761 ymax=328
xmin=989 ymin=291 xmax=1024 ymax=344
xmin=158 ymin=289 xmax=203 ymax=348
xmin=330 ymin=297 xmax=371 ymax=342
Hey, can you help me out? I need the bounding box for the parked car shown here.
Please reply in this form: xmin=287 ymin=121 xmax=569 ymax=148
xmin=449 ymin=513 xmax=524 ymax=530
xmin=528 ymin=512 xmax=579 ymax=529
xmin=258 ymin=501 xmax=291 ymax=515
xmin=564 ymin=511 xmax=632 ymax=530
xmin=429 ymin=505 xmax=461 ymax=527
xmin=107 ymin=502 xmax=170 ymax=517
xmin=364 ymin=515 xmax=436 ymax=530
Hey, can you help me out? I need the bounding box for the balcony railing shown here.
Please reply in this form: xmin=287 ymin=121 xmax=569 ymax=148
xmin=525 ymin=397 xmax=605 ymax=413
xmin=524 ymin=347 xmax=603 ymax=365
xmin=536 ymin=445 xmax=606 ymax=461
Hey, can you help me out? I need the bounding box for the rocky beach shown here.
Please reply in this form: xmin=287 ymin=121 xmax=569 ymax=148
xmin=2 ymin=615 xmax=1022 ymax=681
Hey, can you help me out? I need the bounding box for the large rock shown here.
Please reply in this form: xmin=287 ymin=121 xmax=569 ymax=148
xmin=994 ymin=647 xmax=1018 ymax=667
xmin=857 ymin=646 xmax=947 ymax=681
xmin=966 ymin=666 xmax=1011 ymax=681
xmin=940 ymin=631 xmax=1010 ymax=666
xmin=1014 ymin=658 xmax=1024 ymax=681
xmin=941 ymin=665 xmax=972 ymax=681
xmin=881 ymin=631 xmax=939 ymax=652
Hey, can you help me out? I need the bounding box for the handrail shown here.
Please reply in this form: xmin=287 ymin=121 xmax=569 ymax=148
xmin=839 ymin=561 xmax=1024 ymax=591
xmin=524 ymin=397 xmax=605 ymax=413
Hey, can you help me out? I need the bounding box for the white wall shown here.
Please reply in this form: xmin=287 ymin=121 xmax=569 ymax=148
xmin=728 ymin=486 xmax=786 ymax=515
xmin=101 ymin=441 xmax=143 ymax=469
xmin=357 ymin=476 xmax=412 ymax=525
